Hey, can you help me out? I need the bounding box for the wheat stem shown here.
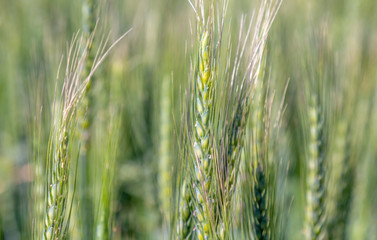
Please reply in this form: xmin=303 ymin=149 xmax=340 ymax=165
xmin=78 ymin=0 xmax=97 ymax=237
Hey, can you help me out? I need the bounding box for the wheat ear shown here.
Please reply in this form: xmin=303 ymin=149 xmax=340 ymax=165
xmin=327 ymin=120 xmax=353 ymax=240
xmin=43 ymin=34 xmax=90 ymax=239
xmin=304 ymin=95 xmax=327 ymax=240
xmin=193 ymin=30 xmax=214 ymax=240
xmin=177 ymin=179 xmax=193 ymax=239
xmin=42 ymin=28 xmax=131 ymax=239
xmin=158 ymin=76 xmax=172 ymax=223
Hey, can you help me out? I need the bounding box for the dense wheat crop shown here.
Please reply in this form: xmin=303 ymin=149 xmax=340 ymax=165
xmin=0 ymin=0 xmax=376 ymax=239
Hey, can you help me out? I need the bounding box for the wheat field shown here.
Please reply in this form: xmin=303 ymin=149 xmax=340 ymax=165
xmin=0 ymin=0 xmax=376 ymax=239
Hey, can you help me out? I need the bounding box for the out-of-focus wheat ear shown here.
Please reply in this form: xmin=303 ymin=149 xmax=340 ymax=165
xmin=176 ymin=179 xmax=194 ymax=240
xmin=158 ymin=76 xmax=172 ymax=223
xmin=304 ymin=95 xmax=327 ymax=240
xmin=251 ymin=162 xmax=269 ymax=240
xmin=225 ymin=100 xmax=248 ymax=198
xmin=327 ymin=120 xmax=354 ymax=240
xmin=251 ymin=69 xmax=266 ymax=163
xmin=217 ymin=100 xmax=249 ymax=240
xmin=193 ymin=30 xmax=214 ymax=240
xmin=250 ymin=66 xmax=269 ymax=240
xmin=34 ymin=133 xmax=44 ymax=239
xmin=82 ymin=0 xmax=97 ymax=79
xmin=31 ymin=108 xmax=45 ymax=240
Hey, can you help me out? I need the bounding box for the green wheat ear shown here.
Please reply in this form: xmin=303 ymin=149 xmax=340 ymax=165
xmin=193 ymin=30 xmax=214 ymax=240
xmin=327 ymin=120 xmax=354 ymax=240
xmin=251 ymin=162 xmax=269 ymax=240
xmin=249 ymin=73 xmax=269 ymax=240
xmin=176 ymin=179 xmax=193 ymax=240
xmin=158 ymin=76 xmax=172 ymax=223
xmin=305 ymin=95 xmax=327 ymax=240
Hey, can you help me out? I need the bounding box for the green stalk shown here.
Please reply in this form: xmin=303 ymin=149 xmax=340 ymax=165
xmin=94 ymin=115 xmax=120 ymax=240
xmin=79 ymin=0 xmax=97 ymax=237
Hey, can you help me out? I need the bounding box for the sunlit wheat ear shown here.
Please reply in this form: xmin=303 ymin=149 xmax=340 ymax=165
xmin=193 ymin=30 xmax=214 ymax=240
xmin=217 ymin=0 xmax=282 ymax=237
xmin=304 ymin=95 xmax=327 ymax=240
xmin=41 ymin=29 xmax=131 ymax=240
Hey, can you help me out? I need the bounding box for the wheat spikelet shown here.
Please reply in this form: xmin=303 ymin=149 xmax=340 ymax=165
xmin=249 ymin=69 xmax=269 ymax=240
